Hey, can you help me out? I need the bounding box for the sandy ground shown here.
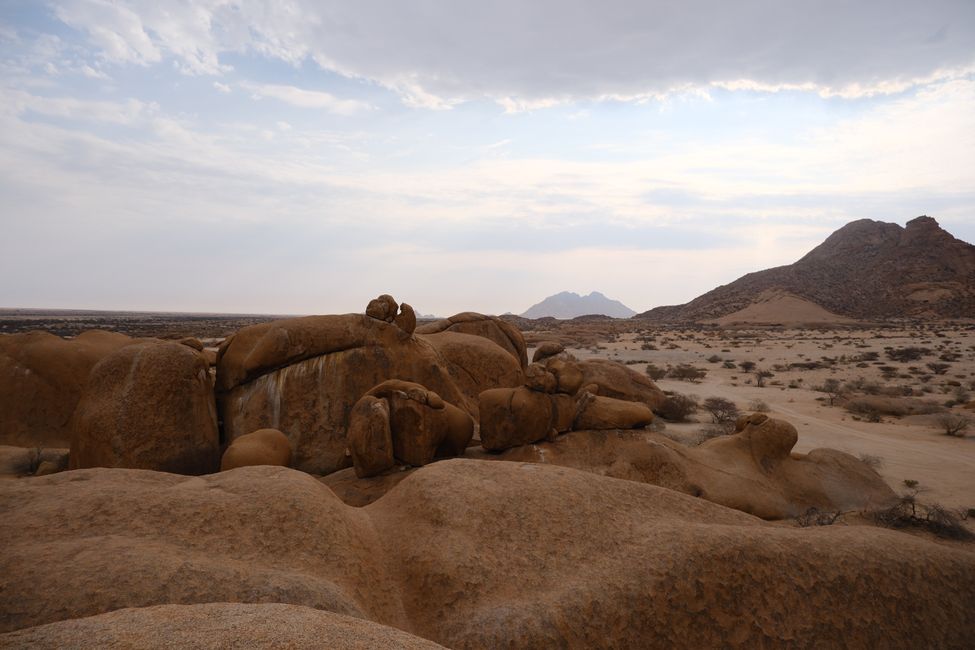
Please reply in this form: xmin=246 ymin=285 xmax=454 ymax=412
xmin=547 ymin=325 xmax=975 ymax=510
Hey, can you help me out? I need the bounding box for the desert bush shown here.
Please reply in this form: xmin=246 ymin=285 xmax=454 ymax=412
xmin=657 ymin=393 xmax=699 ymax=422
xmin=738 ymin=360 xmax=756 ymax=372
xmin=794 ymin=508 xmax=841 ymax=527
xmin=705 ymin=354 xmax=722 ymax=363
xmin=722 ymin=360 xmax=736 ymax=369
xmin=748 ymin=399 xmax=770 ymax=412
xmin=846 ymin=396 xmax=945 ymax=419
xmin=645 ymin=364 xmax=667 ymax=380
xmin=668 ymin=364 xmax=707 ymax=383
xmin=857 ymin=453 xmax=884 ymax=469
xmin=702 ymin=397 xmax=739 ymax=424
xmin=869 ymin=497 xmax=973 ymax=541
xmin=640 ymin=342 xmax=657 ymax=350
xmin=937 ymin=413 xmax=971 ymax=437
xmin=926 ymin=362 xmax=951 ymax=375
xmin=694 ymin=421 xmax=736 ymax=444
xmin=816 ymin=378 xmax=843 ymax=406
xmin=885 ymin=346 xmax=932 ymax=362
xmin=754 ymin=369 xmax=774 ymax=388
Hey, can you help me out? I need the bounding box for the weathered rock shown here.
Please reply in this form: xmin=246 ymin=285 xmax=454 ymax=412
xmin=577 ymin=358 xmax=666 ymax=411
xmin=418 ymin=331 xmax=523 ymax=405
xmin=0 ymin=330 xmax=140 ymax=447
xmin=386 ymin=391 xmax=450 ymax=467
xmin=549 ymin=393 xmax=577 ymax=433
xmin=479 ymin=387 xmax=554 ymax=451
xmin=178 ymin=337 xmax=204 ymax=351
xmin=365 ymin=294 xmax=399 ymax=322
xmin=0 ymin=604 xmax=448 ymax=649
xmin=524 ymin=363 xmax=557 ymax=393
xmin=438 ymin=402 xmax=475 ymax=456
xmin=70 ymin=341 xmax=219 ymax=475
xmin=216 ymin=314 xmax=473 ymax=474
xmin=574 ymin=393 xmax=654 ymax=430
xmin=348 ymin=381 xmax=474 ymax=478
xmin=348 ymin=396 xmax=395 ymax=478
xmin=416 ymin=312 xmax=528 ymax=370
xmin=220 ymin=428 xmax=292 ymax=471
xmin=0 ymin=462 xmax=971 ymax=648
xmin=531 ymin=341 xmax=564 ymax=363
xmin=543 ymin=357 xmax=584 ymax=395
xmin=395 ymin=302 xmax=417 ymax=334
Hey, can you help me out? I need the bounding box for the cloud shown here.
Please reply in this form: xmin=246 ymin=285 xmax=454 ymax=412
xmin=44 ymin=0 xmax=975 ymax=107
xmin=240 ymin=82 xmax=372 ymax=114
xmin=213 ymin=81 xmax=231 ymax=93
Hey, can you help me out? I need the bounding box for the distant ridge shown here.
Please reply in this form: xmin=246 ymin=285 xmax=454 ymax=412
xmin=638 ymin=216 xmax=975 ymax=322
xmin=521 ymin=291 xmax=636 ymax=319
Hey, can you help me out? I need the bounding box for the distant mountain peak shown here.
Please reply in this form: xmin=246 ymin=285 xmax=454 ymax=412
xmin=638 ymin=216 xmax=975 ymax=322
xmin=521 ymin=291 xmax=635 ymax=319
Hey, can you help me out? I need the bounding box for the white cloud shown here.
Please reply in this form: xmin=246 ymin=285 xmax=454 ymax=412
xmin=213 ymin=81 xmax=231 ymax=93
xmin=240 ymin=82 xmax=372 ymax=114
xmin=43 ymin=0 xmax=975 ymax=107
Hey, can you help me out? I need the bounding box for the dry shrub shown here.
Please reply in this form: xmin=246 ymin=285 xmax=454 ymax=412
xmin=869 ymin=497 xmax=973 ymax=541
xmin=657 ymin=393 xmax=698 ymax=422
xmin=845 ymin=396 xmax=945 ymax=418
xmin=794 ymin=508 xmax=841 ymax=527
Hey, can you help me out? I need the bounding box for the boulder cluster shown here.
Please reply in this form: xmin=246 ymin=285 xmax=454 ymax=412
xmin=479 ymin=342 xmax=657 ymax=450
xmin=0 ymin=293 xmax=895 ymax=522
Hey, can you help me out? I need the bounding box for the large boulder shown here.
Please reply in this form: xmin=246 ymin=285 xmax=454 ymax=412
xmin=216 ymin=314 xmax=472 ymax=475
xmin=485 ymin=417 xmax=898 ymax=520
xmin=0 ymin=604 xmax=447 ymax=649
xmin=70 ymin=341 xmax=219 ymax=475
xmin=418 ymin=331 xmax=524 ymax=403
xmin=574 ymin=392 xmax=654 ymax=430
xmin=416 ymin=312 xmax=528 ymax=370
xmin=575 ymin=357 xmax=666 ymax=411
xmin=479 ymin=387 xmax=556 ymax=450
xmin=0 ymin=330 xmax=139 ymax=447
xmin=0 ymin=462 xmax=971 ymax=648
xmin=220 ymin=428 xmax=292 ymax=471
xmin=216 ymin=306 xmax=523 ymax=475
xmin=348 ymin=380 xmax=474 ymax=477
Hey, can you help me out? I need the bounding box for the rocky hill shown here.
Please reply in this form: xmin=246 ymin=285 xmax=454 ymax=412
xmin=638 ymin=216 xmax=975 ymax=321
xmin=522 ymin=291 xmax=636 ymax=319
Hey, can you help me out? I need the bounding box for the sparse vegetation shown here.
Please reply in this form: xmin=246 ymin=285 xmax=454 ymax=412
xmin=667 ymin=364 xmax=707 ymax=383
xmin=657 ymin=393 xmax=699 ymax=422
xmin=936 ymin=413 xmax=971 ymax=437
xmin=702 ymin=397 xmax=740 ymax=425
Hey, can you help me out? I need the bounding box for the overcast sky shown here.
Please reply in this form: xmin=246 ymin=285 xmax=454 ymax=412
xmin=1 ymin=1 xmax=973 ymax=316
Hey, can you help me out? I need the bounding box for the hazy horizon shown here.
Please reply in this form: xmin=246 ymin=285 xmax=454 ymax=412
xmin=2 ymin=1 xmax=973 ymax=316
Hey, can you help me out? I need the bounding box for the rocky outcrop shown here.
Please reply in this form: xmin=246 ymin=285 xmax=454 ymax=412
xmin=220 ymin=428 xmax=292 ymax=471
xmin=1 ymin=462 xmax=971 ymax=648
xmin=0 ymin=330 xmax=139 ymax=447
xmin=478 ymin=349 xmax=664 ymax=451
xmin=216 ymin=313 xmax=470 ymax=475
xmin=347 ymin=380 xmax=473 ymax=477
xmin=485 ymin=414 xmax=898 ymax=520
xmin=217 ymin=300 xmax=522 ymax=475
xmin=69 ymin=341 xmax=219 ymax=475
xmin=0 ymin=604 xmax=447 ymax=649
xmin=416 ymin=312 xmax=528 ymax=370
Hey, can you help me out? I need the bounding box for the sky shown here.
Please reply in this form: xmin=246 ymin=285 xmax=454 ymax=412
xmin=1 ymin=1 xmax=973 ymax=317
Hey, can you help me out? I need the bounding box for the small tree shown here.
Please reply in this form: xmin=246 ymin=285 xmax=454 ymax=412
xmin=657 ymin=393 xmax=699 ymax=422
xmin=817 ymin=378 xmax=843 ymax=406
xmin=645 ymin=364 xmax=667 ymax=380
xmin=926 ymin=362 xmax=950 ymax=375
xmin=668 ymin=364 xmax=707 ymax=383
xmin=738 ymin=360 xmax=756 ymax=373
xmin=754 ymin=369 xmax=774 ymax=388
xmin=702 ymin=397 xmax=740 ymax=424
xmin=937 ymin=413 xmax=971 ymax=437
